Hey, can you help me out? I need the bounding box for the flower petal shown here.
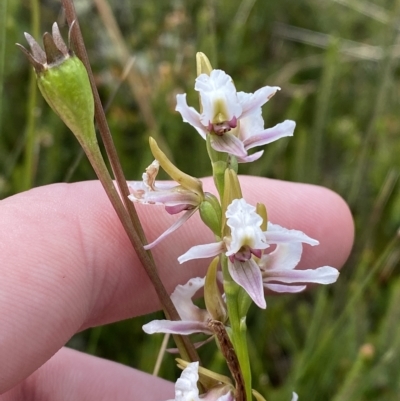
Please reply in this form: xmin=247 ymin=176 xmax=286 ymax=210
xmin=195 ymin=70 xmax=242 ymax=125
xmin=239 ymin=86 xmax=280 ymax=119
xmin=226 ymin=198 xmax=268 ymax=254
xmin=171 ymin=277 xmax=209 ymax=322
xmin=260 ymin=243 xmax=302 ymax=271
xmin=263 ymin=266 xmax=339 ymax=285
xmin=229 ymin=259 xmax=266 ymax=309
xmin=264 ymin=222 xmax=319 ymax=246
xmin=144 ymin=208 xmax=198 ymax=250
xmin=264 ymin=283 xmax=306 ymax=293
xmin=236 ymin=150 xmax=264 ymax=163
xmin=210 ymin=132 xmax=247 ymax=158
xmin=142 ymin=319 xmax=211 ymax=335
xmin=178 ymin=241 xmax=225 ymax=264
xmin=174 ymin=362 xmax=200 ymax=400
xmin=166 ymin=336 xmax=217 ymax=354
xmin=128 ymin=187 xmax=200 ymax=208
xmin=243 ymin=120 xmax=296 ymax=150
xmin=176 ymin=93 xmax=207 ymax=138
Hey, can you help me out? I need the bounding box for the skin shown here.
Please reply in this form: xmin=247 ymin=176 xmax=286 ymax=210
xmin=0 ymin=177 xmax=354 ymax=400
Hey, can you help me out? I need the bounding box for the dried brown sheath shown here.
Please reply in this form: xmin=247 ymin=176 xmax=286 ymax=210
xmin=207 ymin=319 xmax=246 ymax=401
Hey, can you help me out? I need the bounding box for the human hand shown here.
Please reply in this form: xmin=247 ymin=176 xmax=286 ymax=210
xmin=0 ymin=177 xmax=353 ymax=400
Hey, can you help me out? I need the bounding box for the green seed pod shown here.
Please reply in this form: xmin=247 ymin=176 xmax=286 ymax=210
xmin=17 ymin=23 xmax=96 ymax=149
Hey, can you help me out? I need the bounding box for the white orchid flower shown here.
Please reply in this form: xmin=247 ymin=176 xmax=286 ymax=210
xmin=176 ymin=69 xmax=295 ymax=163
xmin=178 ymin=198 xmax=339 ymax=309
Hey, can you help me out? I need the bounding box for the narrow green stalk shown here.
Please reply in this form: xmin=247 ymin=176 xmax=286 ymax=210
xmin=22 ymin=0 xmax=40 ymax=190
xmin=222 ymin=256 xmax=252 ymax=400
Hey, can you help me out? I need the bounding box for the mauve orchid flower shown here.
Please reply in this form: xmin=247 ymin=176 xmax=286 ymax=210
xmin=178 ymin=198 xmax=339 ymax=309
xmin=166 ymin=362 xmax=234 ymax=401
xmin=175 ymin=69 xmax=295 ymax=163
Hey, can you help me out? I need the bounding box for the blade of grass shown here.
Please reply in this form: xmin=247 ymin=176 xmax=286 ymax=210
xmin=21 ymin=0 xmax=40 ymax=191
xmin=309 ymin=39 xmax=339 ymax=183
xmin=152 ymin=333 xmax=170 ymax=376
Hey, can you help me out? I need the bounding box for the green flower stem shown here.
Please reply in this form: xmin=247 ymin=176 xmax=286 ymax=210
xmin=61 ymin=0 xmax=200 ymax=366
xmin=222 ymin=255 xmax=252 ymax=400
xmin=206 ymin=134 xmax=227 ymax=199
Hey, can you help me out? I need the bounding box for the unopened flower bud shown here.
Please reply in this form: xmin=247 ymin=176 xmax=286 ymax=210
xmin=196 ymin=52 xmax=213 ymax=76
xmin=199 ymin=193 xmax=222 ymax=236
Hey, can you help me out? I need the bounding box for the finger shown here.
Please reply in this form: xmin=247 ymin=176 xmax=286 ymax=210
xmin=1 ymin=347 xmax=174 ymax=401
xmin=0 ymin=178 xmax=353 ymax=392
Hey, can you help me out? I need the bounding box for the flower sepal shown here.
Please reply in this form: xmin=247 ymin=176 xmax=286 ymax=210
xmin=196 ymin=52 xmax=213 ymax=76
xmin=149 ymin=137 xmax=203 ymax=197
xmin=204 ymin=257 xmax=227 ymax=322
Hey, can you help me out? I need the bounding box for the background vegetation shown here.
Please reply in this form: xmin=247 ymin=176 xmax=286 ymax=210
xmin=1 ymin=0 xmax=400 ymax=400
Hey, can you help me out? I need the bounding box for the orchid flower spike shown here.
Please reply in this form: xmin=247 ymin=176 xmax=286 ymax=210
xmin=176 ymin=68 xmax=296 ymax=163
xmin=178 ymin=198 xmax=339 ymax=309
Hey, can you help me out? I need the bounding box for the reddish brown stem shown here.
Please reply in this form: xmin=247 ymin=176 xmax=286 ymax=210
xmin=60 ymin=0 xmax=200 ymax=365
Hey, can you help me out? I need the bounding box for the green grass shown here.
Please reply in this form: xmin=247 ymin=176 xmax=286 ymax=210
xmin=2 ymin=0 xmax=400 ymax=399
